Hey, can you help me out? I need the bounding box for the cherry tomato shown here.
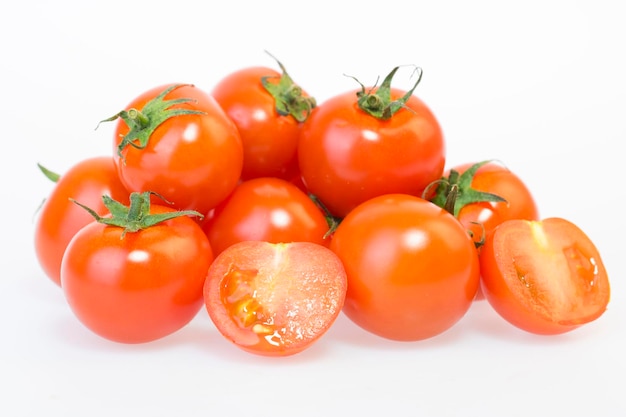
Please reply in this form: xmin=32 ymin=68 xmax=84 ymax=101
xmin=211 ymin=56 xmax=316 ymax=180
xmin=103 ymin=83 xmax=243 ymax=216
xmin=203 ymin=241 xmax=347 ymax=356
xmin=329 ymin=194 xmax=480 ymax=341
xmin=202 ymin=177 xmax=331 ymax=256
xmin=298 ymin=67 xmax=445 ymax=218
xmin=479 ymin=217 xmax=610 ymax=335
xmin=429 ymin=160 xmax=540 ymax=300
xmin=61 ymin=193 xmax=213 ymax=343
xmin=34 ymin=156 xmax=129 ymax=287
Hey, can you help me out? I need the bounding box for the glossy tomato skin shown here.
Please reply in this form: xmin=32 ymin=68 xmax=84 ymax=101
xmin=113 ymin=83 xmax=243 ymax=216
xmin=203 ymin=241 xmax=347 ymax=356
xmin=60 ymin=204 xmax=214 ymax=343
xmin=298 ymin=88 xmax=445 ymax=218
xmin=202 ymin=177 xmax=330 ymax=256
xmin=34 ymin=156 xmax=129 ymax=287
xmin=211 ymin=67 xmax=308 ymax=181
xmin=451 ymin=161 xmax=539 ymax=246
xmin=480 ymin=218 xmax=610 ymax=335
xmin=329 ymin=194 xmax=480 ymax=341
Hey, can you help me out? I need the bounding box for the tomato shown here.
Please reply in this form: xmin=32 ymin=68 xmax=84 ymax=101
xmin=479 ymin=217 xmax=610 ymax=335
xmin=211 ymin=55 xmax=316 ymax=180
xmin=203 ymin=241 xmax=347 ymax=356
xmin=298 ymin=66 xmax=445 ymax=218
xmin=202 ymin=177 xmax=331 ymax=256
xmin=329 ymin=194 xmax=480 ymax=341
xmin=34 ymin=156 xmax=129 ymax=287
xmin=60 ymin=192 xmax=213 ymax=343
xmin=102 ymin=83 xmax=243 ymax=216
xmin=429 ymin=160 xmax=540 ymax=299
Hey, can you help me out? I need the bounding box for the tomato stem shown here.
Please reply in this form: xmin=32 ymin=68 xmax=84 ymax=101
xmin=308 ymin=193 xmax=342 ymax=239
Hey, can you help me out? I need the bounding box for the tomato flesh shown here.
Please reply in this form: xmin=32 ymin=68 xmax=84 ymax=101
xmin=480 ymin=217 xmax=610 ymax=334
xmin=203 ymin=241 xmax=347 ymax=356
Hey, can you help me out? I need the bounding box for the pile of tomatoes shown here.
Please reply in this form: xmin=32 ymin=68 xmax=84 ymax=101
xmin=34 ymin=54 xmax=611 ymax=356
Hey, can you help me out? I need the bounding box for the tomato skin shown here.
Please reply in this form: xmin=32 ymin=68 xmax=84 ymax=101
xmin=203 ymin=241 xmax=347 ymax=356
xmin=329 ymin=194 xmax=479 ymax=341
xmin=211 ymin=67 xmax=308 ymax=181
xmin=479 ymin=218 xmax=610 ymax=335
xmin=298 ymin=87 xmax=445 ymax=218
xmin=34 ymin=156 xmax=129 ymax=287
xmin=449 ymin=161 xmax=539 ymax=246
xmin=60 ymin=204 xmax=213 ymax=344
xmin=202 ymin=177 xmax=330 ymax=256
xmin=113 ymin=83 xmax=243 ymax=216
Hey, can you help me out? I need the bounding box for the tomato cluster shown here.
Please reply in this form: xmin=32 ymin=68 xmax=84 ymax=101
xmin=34 ymin=54 xmax=611 ymax=356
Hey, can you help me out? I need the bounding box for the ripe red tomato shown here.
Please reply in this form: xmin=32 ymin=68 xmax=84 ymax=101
xmin=61 ymin=196 xmax=213 ymax=343
xmin=329 ymin=194 xmax=480 ymax=341
xmin=103 ymin=83 xmax=243 ymax=216
xmin=203 ymin=241 xmax=347 ymax=356
xmin=298 ymin=67 xmax=445 ymax=218
xmin=202 ymin=177 xmax=331 ymax=256
xmin=34 ymin=156 xmax=129 ymax=287
xmin=479 ymin=217 xmax=610 ymax=335
xmin=211 ymin=57 xmax=316 ymax=180
xmin=429 ymin=160 xmax=540 ymax=300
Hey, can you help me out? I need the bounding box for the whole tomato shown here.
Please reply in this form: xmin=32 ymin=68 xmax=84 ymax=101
xmin=480 ymin=217 xmax=610 ymax=335
xmin=61 ymin=192 xmax=213 ymax=344
xmin=329 ymin=194 xmax=480 ymax=341
xmin=202 ymin=177 xmax=331 ymax=256
xmin=101 ymin=83 xmax=243 ymax=216
xmin=429 ymin=160 xmax=540 ymax=299
xmin=211 ymin=54 xmax=316 ymax=180
xmin=34 ymin=156 xmax=129 ymax=287
xmin=298 ymin=66 xmax=445 ymax=218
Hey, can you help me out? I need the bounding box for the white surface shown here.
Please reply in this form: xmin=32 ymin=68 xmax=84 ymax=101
xmin=2 ymin=1 xmax=625 ymax=416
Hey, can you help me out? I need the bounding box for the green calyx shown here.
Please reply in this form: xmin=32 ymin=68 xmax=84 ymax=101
xmin=71 ymin=191 xmax=203 ymax=238
xmin=350 ymin=65 xmax=423 ymax=120
xmin=97 ymin=84 xmax=206 ymax=162
xmin=37 ymin=163 xmax=60 ymax=183
xmin=261 ymin=51 xmax=317 ymax=123
xmin=428 ymin=160 xmax=508 ymax=218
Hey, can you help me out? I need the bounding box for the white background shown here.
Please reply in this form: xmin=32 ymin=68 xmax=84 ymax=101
xmin=2 ymin=1 xmax=625 ymax=416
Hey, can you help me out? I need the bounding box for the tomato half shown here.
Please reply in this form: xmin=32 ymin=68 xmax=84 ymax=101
xmin=298 ymin=67 xmax=445 ymax=218
xmin=479 ymin=217 xmax=610 ymax=335
xmin=61 ymin=203 xmax=213 ymax=344
xmin=329 ymin=194 xmax=479 ymax=341
xmin=203 ymin=241 xmax=347 ymax=356
xmin=34 ymin=156 xmax=129 ymax=287
xmin=106 ymin=83 xmax=243 ymax=216
xmin=211 ymin=60 xmax=315 ymax=181
xmin=202 ymin=177 xmax=331 ymax=256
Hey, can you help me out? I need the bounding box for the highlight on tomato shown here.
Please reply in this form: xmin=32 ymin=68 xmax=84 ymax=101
xmin=34 ymin=156 xmax=129 ymax=287
xmin=60 ymin=191 xmax=213 ymax=344
xmin=428 ymin=160 xmax=540 ymax=299
xmin=329 ymin=193 xmax=480 ymax=341
xmin=211 ymin=52 xmax=316 ymax=181
xmin=203 ymin=241 xmax=348 ymax=356
xmin=479 ymin=217 xmax=610 ymax=335
xmin=99 ymin=83 xmax=243 ymax=216
xmin=201 ymin=176 xmax=332 ymax=257
xmin=297 ymin=65 xmax=445 ymax=218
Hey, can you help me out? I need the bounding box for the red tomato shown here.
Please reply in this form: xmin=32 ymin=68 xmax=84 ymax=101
xmin=429 ymin=160 xmax=540 ymax=300
xmin=479 ymin=217 xmax=610 ymax=335
xmin=202 ymin=177 xmax=331 ymax=256
xmin=211 ymin=58 xmax=316 ymax=180
xmin=329 ymin=194 xmax=480 ymax=341
xmin=298 ymin=67 xmax=445 ymax=218
xmin=203 ymin=241 xmax=347 ymax=356
xmin=34 ymin=156 xmax=129 ymax=287
xmin=61 ymin=199 xmax=213 ymax=344
xmin=104 ymin=83 xmax=243 ymax=216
